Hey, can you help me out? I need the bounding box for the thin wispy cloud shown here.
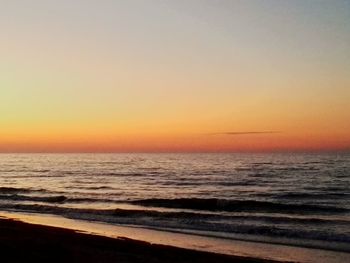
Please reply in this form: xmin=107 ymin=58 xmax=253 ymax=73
xmin=209 ymin=131 xmax=281 ymax=136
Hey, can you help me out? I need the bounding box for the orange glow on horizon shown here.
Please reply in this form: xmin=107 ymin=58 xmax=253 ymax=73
xmin=1 ymin=130 xmax=349 ymax=153
xmin=1 ymin=1 xmax=349 ymax=153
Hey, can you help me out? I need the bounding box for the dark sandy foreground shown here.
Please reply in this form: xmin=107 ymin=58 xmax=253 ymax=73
xmin=0 ymin=218 xmax=287 ymax=263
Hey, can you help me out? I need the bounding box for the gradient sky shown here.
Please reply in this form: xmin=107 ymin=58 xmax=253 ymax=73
xmin=1 ymin=0 xmax=350 ymax=152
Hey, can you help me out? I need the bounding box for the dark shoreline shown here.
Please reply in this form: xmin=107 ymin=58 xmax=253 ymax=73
xmin=0 ymin=218 xmax=288 ymax=263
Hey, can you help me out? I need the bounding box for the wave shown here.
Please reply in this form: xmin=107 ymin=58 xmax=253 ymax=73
xmin=0 ymin=187 xmax=46 ymax=194
xmin=1 ymin=190 xmax=348 ymax=215
xmin=0 ymin=169 xmax=50 ymax=173
xmin=0 ymin=194 xmax=67 ymax=203
xmin=1 ymin=196 xmax=348 ymax=224
xmin=276 ymin=192 xmax=350 ymax=200
xmin=80 ymin=186 xmax=115 ymax=190
xmin=65 ymin=186 xmax=116 ymax=191
xmin=0 ymin=193 xmax=120 ymax=204
xmin=131 ymin=198 xmax=349 ymax=214
xmin=67 ymin=197 xmax=122 ymax=203
xmin=0 ymin=203 xmax=349 ymax=247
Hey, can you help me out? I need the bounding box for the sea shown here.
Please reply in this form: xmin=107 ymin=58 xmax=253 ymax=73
xmin=0 ymin=153 xmax=349 ymax=254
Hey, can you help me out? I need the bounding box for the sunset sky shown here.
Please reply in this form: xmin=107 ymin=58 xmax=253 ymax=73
xmin=1 ymin=0 xmax=349 ymax=152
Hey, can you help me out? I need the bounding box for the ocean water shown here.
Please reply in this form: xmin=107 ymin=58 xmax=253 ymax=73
xmin=0 ymin=153 xmax=349 ymax=252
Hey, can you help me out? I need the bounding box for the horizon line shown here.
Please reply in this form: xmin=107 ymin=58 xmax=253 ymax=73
xmin=0 ymin=149 xmax=349 ymax=154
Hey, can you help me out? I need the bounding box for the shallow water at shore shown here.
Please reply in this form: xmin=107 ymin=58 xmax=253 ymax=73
xmin=1 ymin=211 xmax=349 ymax=263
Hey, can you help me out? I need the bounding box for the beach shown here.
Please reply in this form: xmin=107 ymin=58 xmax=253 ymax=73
xmin=1 ymin=211 xmax=350 ymax=263
xmin=0 ymin=217 xmax=282 ymax=263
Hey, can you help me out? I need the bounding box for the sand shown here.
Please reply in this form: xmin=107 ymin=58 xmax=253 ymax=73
xmin=0 ymin=218 xmax=285 ymax=263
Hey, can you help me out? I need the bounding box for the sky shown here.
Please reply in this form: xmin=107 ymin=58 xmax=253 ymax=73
xmin=1 ymin=0 xmax=349 ymax=152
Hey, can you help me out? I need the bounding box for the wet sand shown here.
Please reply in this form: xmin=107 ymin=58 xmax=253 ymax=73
xmin=0 ymin=218 xmax=285 ymax=263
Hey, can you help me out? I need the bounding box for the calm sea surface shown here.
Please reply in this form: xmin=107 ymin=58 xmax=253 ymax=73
xmin=0 ymin=153 xmax=349 ymax=252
